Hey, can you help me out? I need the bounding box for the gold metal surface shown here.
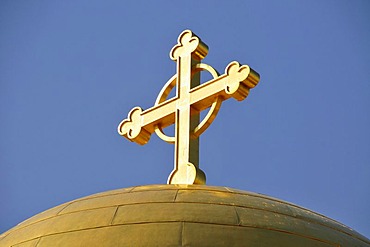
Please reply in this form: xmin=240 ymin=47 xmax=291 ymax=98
xmin=118 ymin=30 xmax=260 ymax=185
xmin=1 ymin=184 xmax=369 ymax=246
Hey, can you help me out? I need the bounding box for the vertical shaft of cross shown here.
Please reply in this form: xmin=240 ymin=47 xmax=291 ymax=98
xmin=176 ymin=56 xmax=199 ymax=168
xmin=168 ymin=54 xmax=206 ymax=184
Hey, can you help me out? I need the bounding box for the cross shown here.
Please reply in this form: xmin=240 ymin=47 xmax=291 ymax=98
xmin=118 ymin=30 xmax=260 ymax=185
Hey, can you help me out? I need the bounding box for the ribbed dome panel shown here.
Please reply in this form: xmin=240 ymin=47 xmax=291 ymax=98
xmin=1 ymin=185 xmax=369 ymax=247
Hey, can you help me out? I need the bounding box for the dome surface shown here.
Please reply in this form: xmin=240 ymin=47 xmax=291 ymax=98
xmin=1 ymin=184 xmax=369 ymax=246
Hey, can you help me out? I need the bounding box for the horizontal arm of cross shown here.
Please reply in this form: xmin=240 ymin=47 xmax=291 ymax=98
xmin=190 ymin=61 xmax=259 ymax=112
xmin=118 ymin=61 xmax=260 ymax=145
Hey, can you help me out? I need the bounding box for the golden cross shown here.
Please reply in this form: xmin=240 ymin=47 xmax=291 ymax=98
xmin=118 ymin=30 xmax=260 ymax=185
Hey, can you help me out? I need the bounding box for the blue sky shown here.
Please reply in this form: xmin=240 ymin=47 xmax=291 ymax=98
xmin=1 ymin=0 xmax=369 ymax=237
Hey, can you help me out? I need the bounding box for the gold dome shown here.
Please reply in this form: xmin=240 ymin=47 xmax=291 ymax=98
xmin=1 ymin=184 xmax=369 ymax=246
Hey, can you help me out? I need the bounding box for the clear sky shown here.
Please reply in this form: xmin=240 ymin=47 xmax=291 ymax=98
xmin=1 ymin=0 xmax=369 ymax=237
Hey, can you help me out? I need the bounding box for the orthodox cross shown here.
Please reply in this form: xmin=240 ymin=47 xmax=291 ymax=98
xmin=118 ymin=30 xmax=260 ymax=185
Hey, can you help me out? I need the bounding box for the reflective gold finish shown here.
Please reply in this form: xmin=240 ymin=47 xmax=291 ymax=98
xmin=1 ymin=185 xmax=369 ymax=246
xmin=118 ymin=30 xmax=260 ymax=184
xmin=3 ymin=30 xmax=369 ymax=247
